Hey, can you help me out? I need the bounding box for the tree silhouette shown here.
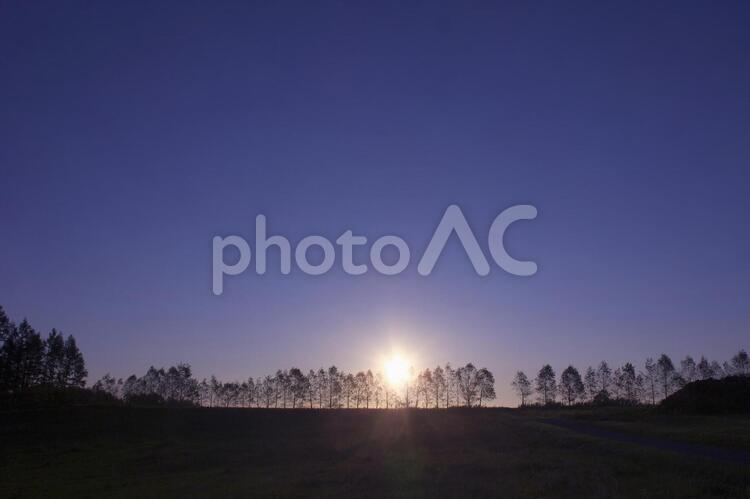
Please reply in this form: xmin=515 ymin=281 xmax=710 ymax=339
xmin=444 ymin=364 xmax=455 ymax=407
xmin=679 ymin=356 xmax=697 ymax=385
xmin=596 ymin=361 xmax=612 ymax=397
xmin=342 ymin=373 xmax=354 ymax=408
xmin=0 ymin=308 xmax=88 ymax=395
xmin=511 ymin=371 xmax=532 ymax=406
xmin=657 ymin=354 xmax=676 ymax=398
xmin=9 ymin=303 xmax=750 ymax=412
xmin=374 ymin=372 xmax=385 ymax=408
xmin=559 ymin=366 xmax=584 ymax=405
xmin=583 ymin=366 xmax=597 ymax=402
xmin=0 ymin=307 xmax=11 ymax=388
xmin=456 ymin=363 xmax=480 ymax=407
xmin=42 ymin=329 xmax=65 ymax=385
xmin=731 ymin=349 xmax=749 ymax=376
xmin=641 ymin=358 xmax=658 ymax=404
xmin=364 ymin=370 xmax=374 ymax=408
xmin=14 ymin=320 xmax=44 ymax=390
xmin=353 ymin=371 xmax=366 ymax=408
xmin=289 ymin=368 xmax=307 ymax=408
xmin=477 ymin=368 xmax=496 ymax=407
xmin=697 ymin=356 xmax=714 ymax=380
xmin=535 ymin=365 xmax=556 ymax=405
xmin=432 ymin=366 xmax=446 ymax=408
xmin=613 ymin=362 xmax=639 ymax=402
xmin=327 ymin=366 xmax=341 ymax=408
xmin=63 ymin=335 xmax=87 ymax=388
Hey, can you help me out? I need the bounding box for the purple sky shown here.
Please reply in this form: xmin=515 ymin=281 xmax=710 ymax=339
xmin=1 ymin=2 xmax=749 ymax=405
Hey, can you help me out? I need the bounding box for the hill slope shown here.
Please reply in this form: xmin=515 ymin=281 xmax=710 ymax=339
xmin=661 ymin=376 xmax=750 ymax=414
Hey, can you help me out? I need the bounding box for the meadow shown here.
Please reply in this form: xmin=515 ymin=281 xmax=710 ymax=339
xmin=1 ymin=406 xmax=748 ymax=498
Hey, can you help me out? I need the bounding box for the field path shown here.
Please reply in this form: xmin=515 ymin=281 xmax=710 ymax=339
xmin=543 ymin=418 xmax=750 ymax=464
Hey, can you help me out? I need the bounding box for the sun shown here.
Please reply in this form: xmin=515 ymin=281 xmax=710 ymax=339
xmin=384 ymin=355 xmax=410 ymax=387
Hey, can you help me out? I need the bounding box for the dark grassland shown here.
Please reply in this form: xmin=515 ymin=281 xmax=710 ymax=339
xmin=1 ymin=406 xmax=748 ymax=498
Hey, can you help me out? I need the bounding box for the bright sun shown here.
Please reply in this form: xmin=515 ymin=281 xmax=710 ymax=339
xmin=384 ymin=355 xmax=410 ymax=387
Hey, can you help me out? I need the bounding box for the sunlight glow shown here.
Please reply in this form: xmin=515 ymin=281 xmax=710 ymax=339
xmin=384 ymin=354 xmax=410 ymax=387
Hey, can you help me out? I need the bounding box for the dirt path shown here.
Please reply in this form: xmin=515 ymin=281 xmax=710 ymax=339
xmin=544 ymin=418 xmax=750 ymax=464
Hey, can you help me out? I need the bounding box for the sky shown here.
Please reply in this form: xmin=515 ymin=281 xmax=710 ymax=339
xmin=1 ymin=1 xmax=749 ymax=405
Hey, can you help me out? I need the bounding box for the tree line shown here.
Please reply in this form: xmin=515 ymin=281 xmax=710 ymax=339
xmin=1 ymin=304 xmax=498 ymax=408
xmin=0 ymin=306 xmax=87 ymax=393
xmin=93 ymin=363 xmax=496 ymax=409
xmin=3 ymin=304 xmax=746 ymax=409
xmin=511 ymin=350 xmax=749 ymax=406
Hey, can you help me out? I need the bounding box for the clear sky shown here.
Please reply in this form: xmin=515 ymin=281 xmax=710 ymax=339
xmin=1 ymin=1 xmax=748 ymax=405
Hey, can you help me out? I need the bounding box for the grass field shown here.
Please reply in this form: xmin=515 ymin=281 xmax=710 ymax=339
xmin=518 ymin=405 xmax=750 ymax=450
xmin=1 ymin=406 xmax=748 ymax=498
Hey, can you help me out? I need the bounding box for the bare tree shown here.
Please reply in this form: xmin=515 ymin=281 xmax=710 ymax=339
xmin=420 ymin=369 xmax=433 ymax=408
xmin=657 ymin=354 xmax=676 ymax=399
xmin=432 ymin=366 xmax=446 ymax=408
xmin=697 ymin=356 xmax=714 ymax=380
xmin=679 ymin=356 xmax=697 ymax=384
xmin=354 ymin=372 xmax=366 ymax=408
xmin=477 ymin=368 xmax=495 ymax=407
xmin=306 ymin=369 xmax=317 ymax=408
xmin=559 ymin=366 xmax=584 ymax=405
xmin=364 ymin=370 xmax=374 ymax=408
xmin=444 ymin=364 xmax=456 ymax=408
xmin=289 ymin=368 xmax=308 ymax=408
xmin=92 ymin=373 xmax=120 ymax=397
xmin=596 ymin=361 xmax=612 ymax=397
xmin=342 ymin=373 xmax=355 ymax=408
xmin=327 ymin=366 xmax=341 ymax=408
xmin=261 ymin=375 xmax=275 ymax=408
xmin=403 ymin=366 xmax=415 ymax=408
xmin=710 ymin=360 xmax=724 ymax=379
xmin=535 ymin=364 xmax=556 ymax=405
xmin=511 ymin=371 xmax=532 ymax=406
xmin=315 ymin=368 xmax=326 ymax=408
xmin=583 ymin=366 xmax=597 ymax=402
xmin=457 ymin=363 xmax=480 ymax=407
xmin=641 ymin=358 xmax=658 ymax=404
xmin=374 ymin=372 xmax=384 ymax=408
xmin=613 ymin=363 xmax=638 ymax=402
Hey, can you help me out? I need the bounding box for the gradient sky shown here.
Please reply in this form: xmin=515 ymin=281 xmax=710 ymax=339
xmin=2 ymin=1 xmax=749 ymax=405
